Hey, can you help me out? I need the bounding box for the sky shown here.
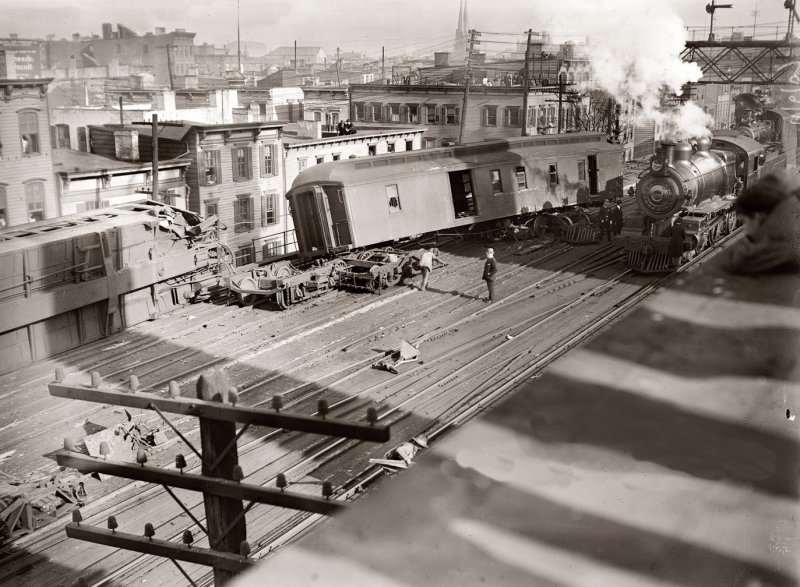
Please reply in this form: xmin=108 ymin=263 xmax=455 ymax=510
xmin=0 ymin=0 xmax=792 ymax=57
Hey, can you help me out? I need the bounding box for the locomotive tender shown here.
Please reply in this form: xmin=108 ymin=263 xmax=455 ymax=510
xmin=620 ymin=99 xmax=793 ymax=272
xmin=0 ymin=202 xmax=222 ymax=374
xmin=287 ymin=132 xmax=623 ymax=254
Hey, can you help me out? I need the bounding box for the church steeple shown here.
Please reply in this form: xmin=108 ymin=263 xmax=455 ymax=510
xmin=454 ymin=0 xmax=469 ymax=62
xmin=456 ymin=0 xmax=469 ymax=38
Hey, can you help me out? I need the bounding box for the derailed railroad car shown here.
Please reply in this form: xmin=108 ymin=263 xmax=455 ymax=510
xmin=0 ymin=202 xmax=222 ymax=374
xmin=286 ymin=132 xmax=623 ymax=254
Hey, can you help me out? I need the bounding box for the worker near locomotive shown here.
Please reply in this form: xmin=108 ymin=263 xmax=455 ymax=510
xmin=617 ymin=92 xmax=797 ymax=273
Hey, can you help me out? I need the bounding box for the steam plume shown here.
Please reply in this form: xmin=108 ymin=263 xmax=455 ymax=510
xmin=527 ymin=0 xmax=712 ymax=139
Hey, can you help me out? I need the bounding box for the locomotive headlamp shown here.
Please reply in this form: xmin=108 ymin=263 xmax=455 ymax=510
xmin=650 ymin=159 xmax=664 ymax=172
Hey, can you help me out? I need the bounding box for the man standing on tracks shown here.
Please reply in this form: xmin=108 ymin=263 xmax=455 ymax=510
xmin=417 ymin=245 xmax=438 ymax=291
xmin=599 ymin=200 xmax=613 ymax=242
xmin=610 ymin=199 xmax=624 ymax=235
xmin=482 ymin=248 xmax=497 ymax=302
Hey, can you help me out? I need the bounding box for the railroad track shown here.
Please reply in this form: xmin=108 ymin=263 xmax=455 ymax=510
xmin=0 ymin=226 xmax=706 ymax=585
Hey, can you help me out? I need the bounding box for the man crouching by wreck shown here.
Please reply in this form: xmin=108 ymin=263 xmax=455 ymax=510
xmin=723 ymin=172 xmax=800 ymax=275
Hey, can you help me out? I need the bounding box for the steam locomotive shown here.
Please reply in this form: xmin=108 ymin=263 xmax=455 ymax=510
xmin=619 ymin=95 xmax=794 ymax=272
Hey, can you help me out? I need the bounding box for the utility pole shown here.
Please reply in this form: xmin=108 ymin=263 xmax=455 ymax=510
xmin=381 ymin=46 xmax=385 ymax=83
xmin=118 ymin=96 xmax=123 ymax=126
xmin=458 ymin=29 xmax=480 ymax=145
xmin=294 ymin=40 xmax=297 ymax=73
xmin=151 ymin=113 xmax=159 ymax=202
xmin=706 ymin=0 xmax=733 ymax=41
xmin=557 ymin=72 xmax=564 ymax=134
xmin=521 ymin=29 xmax=533 ymax=136
xmin=165 ymin=45 xmax=174 ymax=90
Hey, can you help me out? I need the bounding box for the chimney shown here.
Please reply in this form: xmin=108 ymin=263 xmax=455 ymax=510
xmin=114 ymin=129 xmax=140 ymax=162
xmin=9 ymin=33 xmax=18 ymax=39
xmin=434 ymin=52 xmax=450 ymax=68
xmin=102 ymin=23 xmax=112 ymax=40
xmin=155 ymin=27 xmax=166 ymax=35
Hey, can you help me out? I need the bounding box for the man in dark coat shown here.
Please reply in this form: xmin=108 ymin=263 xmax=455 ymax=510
xmin=482 ymin=248 xmax=498 ymax=302
xmin=610 ymin=200 xmax=624 ymax=235
xmin=336 ymin=120 xmax=347 ymax=135
xmin=667 ymin=216 xmax=686 ymax=266
xmin=598 ymin=201 xmax=612 ymax=242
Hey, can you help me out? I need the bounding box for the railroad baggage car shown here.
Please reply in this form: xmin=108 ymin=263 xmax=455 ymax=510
xmin=286 ymin=132 xmax=624 ymax=254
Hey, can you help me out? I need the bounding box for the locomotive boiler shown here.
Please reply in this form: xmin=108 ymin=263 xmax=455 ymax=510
xmin=619 ymin=104 xmax=791 ymax=272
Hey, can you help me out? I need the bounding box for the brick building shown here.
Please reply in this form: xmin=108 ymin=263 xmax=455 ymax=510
xmin=0 ymin=79 xmax=58 ymax=227
xmin=45 ymin=25 xmax=197 ymax=89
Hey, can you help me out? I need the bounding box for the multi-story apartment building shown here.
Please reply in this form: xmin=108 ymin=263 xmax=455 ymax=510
xmin=349 ymin=83 xmax=585 ymax=147
xmin=88 ymin=121 xmax=286 ymax=266
xmin=0 ymin=79 xmax=58 ymax=227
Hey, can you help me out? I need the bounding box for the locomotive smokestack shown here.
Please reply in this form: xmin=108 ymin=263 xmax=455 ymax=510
xmin=660 ymin=140 xmax=676 ymax=165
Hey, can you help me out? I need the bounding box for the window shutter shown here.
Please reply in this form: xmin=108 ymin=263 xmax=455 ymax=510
xmin=261 ymin=194 xmax=266 ymax=227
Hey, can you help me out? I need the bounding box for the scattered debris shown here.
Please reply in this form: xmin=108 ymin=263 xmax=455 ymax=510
xmin=370 ymin=435 xmax=429 ymax=473
xmin=0 ymin=470 xmax=89 ymax=545
xmin=372 ymin=340 xmax=420 ymax=375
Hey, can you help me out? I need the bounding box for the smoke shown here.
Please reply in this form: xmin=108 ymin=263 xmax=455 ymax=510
xmin=525 ymin=0 xmax=712 ymax=139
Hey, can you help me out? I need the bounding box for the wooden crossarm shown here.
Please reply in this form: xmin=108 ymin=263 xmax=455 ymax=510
xmin=49 ymin=382 xmax=390 ymax=442
xmin=65 ymin=523 xmax=255 ymax=572
xmin=55 ymin=451 xmax=344 ymax=516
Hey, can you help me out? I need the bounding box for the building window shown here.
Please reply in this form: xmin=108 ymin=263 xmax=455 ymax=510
xmin=516 ymin=166 xmax=527 ymax=189
xmin=263 ymin=240 xmax=280 ymax=258
xmin=203 ymin=150 xmax=221 ymax=185
xmin=234 ymin=194 xmax=255 ymax=232
xmin=0 ymin=186 xmax=6 ymax=228
xmin=262 ymin=193 xmax=277 ymax=226
xmin=490 ymin=170 xmax=503 ymax=195
xmin=405 ymin=140 xmax=413 ymax=151
xmin=405 ymin=104 xmax=419 ymax=123
xmin=354 ymin=102 xmax=365 ymax=121
xmin=25 ymin=181 xmax=45 ymax=221
xmin=577 ymin=160 xmax=586 ymax=181
xmin=504 ymin=107 xmax=521 ymax=127
xmin=19 ymin=111 xmax=40 ymax=154
xmin=332 ymin=153 xmax=341 ymax=161
xmin=76 ymin=201 xmax=99 ymax=213
xmin=386 ymin=184 xmax=401 ymax=213
xmin=368 ymin=144 xmax=377 ymax=156
xmin=232 ymin=145 xmax=252 ymax=181
xmin=425 ymin=105 xmax=438 ymax=124
xmin=298 ymin=158 xmax=308 ymax=172
xmin=52 ymin=124 xmax=71 ymax=149
xmin=261 ymin=144 xmax=276 ymax=176
xmin=424 ymin=137 xmax=437 ymax=149
xmin=387 ymin=142 xmax=395 ymax=153
xmin=235 ymin=244 xmax=254 ymax=267
xmin=205 ymin=200 xmax=219 ymax=218
xmin=548 ymin=163 xmax=559 ymax=186
xmin=482 ymin=106 xmax=498 ymax=126
xmin=77 ymin=127 xmax=88 ymax=152
xmin=443 ymin=105 xmax=459 ymax=125
xmin=316 ymin=156 xmax=325 ymax=164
